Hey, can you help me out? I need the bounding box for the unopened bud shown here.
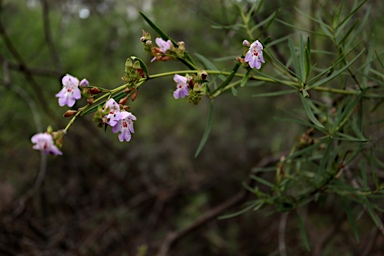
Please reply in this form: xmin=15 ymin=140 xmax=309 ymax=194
xmin=140 ymin=36 xmax=146 ymax=42
xmin=200 ymin=71 xmax=208 ymax=80
xmin=79 ymin=78 xmax=89 ymax=87
xmin=177 ymin=41 xmax=185 ymax=51
xmin=131 ymin=89 xmax=138 ymax=101
xmin=133 ymin=60 xmax=140 ymax=70
xmin=124 ymin=87 xmax=134 ymax=93
xmin=146 ymin=40 xmax=152 ymax=46
xmin=119 ymin=96 xmax=129 ymax=105
xmin=243 ymin=40 xmax=250 ymax=47
xmin=122 ymin=105 xmax=130 ymax=111
xmin=89 ymin=87 xmax=102 ymax=95
xmin=64 ymin=110 xmax=77 ymax=117
xmin=87 ymin=98 xmax=94 ymax=105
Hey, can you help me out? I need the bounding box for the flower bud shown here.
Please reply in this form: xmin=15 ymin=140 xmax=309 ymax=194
xmin=79 ymin=78 xmax=89 ymax=87
xmin=133 ymin=60 xmax=141 ymax=70
xmin=89 ymin=87 xmax=102 ymax=95
xmin=199 ymin=71 xmax=208 ymax=81
xmin=119 ymin=96 xmax=129 ymax=105
xmin=87 ymin=98 xmax=94 ymax=105
xmin=131 ymin=89 xmax=138 ymax=101
xmin=242 ymin=40 xmax=250 ymax=47
xmin=63 ymin=110 xmax=78 ymax=117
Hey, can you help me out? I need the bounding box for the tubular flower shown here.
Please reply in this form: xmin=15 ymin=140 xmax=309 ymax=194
xmin=104 ymin=98 xmax=123 ymax=127
xmin=55 ymin=74 xmax=82 ymax=107
xmin=31 ymin=133 xmax=62 ymax=155
xmin=156 ymin=38 xmax=172 ymax=53
xmin=244 ymin=40 xmax=265 ymax=69
xmin=151 ymin=38 xmax=173 ymax=62
xmin=112 ymin=111 xmax=137 ymax=142
xmin=173 ymin=74 xmax=189 ymax=99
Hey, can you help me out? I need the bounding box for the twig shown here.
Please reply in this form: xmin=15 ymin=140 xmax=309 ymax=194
xmin=2 ymin=59 xmax=47 ymax=219
xmin=156 ymin=155 xmax=281 ymax=256
xmin=41 ymin=0 xmax=63 ymax=73
xmin=278 ymin=212 xmax=288 ymax=256
xmin=157 ymin=189 xmax=247 ymax=256
xmin=0 ymin=17 xmax=56 ymax=118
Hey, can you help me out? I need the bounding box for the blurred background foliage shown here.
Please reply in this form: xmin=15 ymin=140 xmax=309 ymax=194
xmin=1 ymin=0 xmax=384 ymax=255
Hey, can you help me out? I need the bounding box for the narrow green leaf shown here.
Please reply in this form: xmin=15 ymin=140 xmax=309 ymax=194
xmin=194 ymin=53 xmax=225 ymax=81
xmin=299 ymin=35 xmax=306 ymax=81
xmin=250 ymin=175 xmax=275 ymax=188
xmin=363 ymin=198 xmax=382 ymax=228
xmin=218 ymin=201 xmax=260 ymax=219
xmin=195 ymin=101 xmax=214 ymax=157
xmin=296 ymin=211 xmax=311 ymax=251
xmin=300 ymin=93 xmax=325 ymax=128
xmin=318 ymin=139 xmax=333 ymax=172
xmin=231 ymin=87 xmax=237 ymax=96
xmin=361 ymin=158 xmax=368 ymax=189
xmin=288 ymin=37 xmax=301 ymax=81
xmin=334 ymin=0 xmax=344 ymax=25
xmin=370 ymin=147 xmax=379 ymax=188
xmin=251 ymin=9 xmax=278 ymax=34
xmin=335 ymin=0 xmax=367 ymax=31
xmin=308 ymin=47 xmax=365 ymax=89
xmin=339 ymin=19 xmax=360 ymax=46
xmin=276 ymin=19 xmax=328 ymax=37
xmin=253 ymin=89 xmax=297 ymax=97
xmin=304 ymin=37 xmax=312 ymax=80
xmin=241 ymin=71 xmax=250 ymax=87
xmin=140 ymin=11 xmax=196 ymax=69
xmin=211 ymin=62 xmax=241 ymax=95
xmin=342 ymin=198 xmax=359 ymax=242
xmin=139 ymin=11 xmax=177 ymax=46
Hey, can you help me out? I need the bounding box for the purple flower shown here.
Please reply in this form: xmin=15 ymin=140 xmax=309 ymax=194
xmin=55 ymin=74 xmax=82 ymax=107
xmin=155 ymin=38 xmax=172 ymax=53
xmin=244 ymin=40 xmax=265 ymax=69
xmin=104 ymin=98 xmax=123 ymax=127
xmin=112 ymin=111 xmax=137 ymax=142
xmin=173 ymin=74 xmax=189 ymax=99
xmin=31 ymin=133 xmax=62 ymax=155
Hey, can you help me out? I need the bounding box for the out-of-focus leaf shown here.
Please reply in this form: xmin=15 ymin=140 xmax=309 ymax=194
xmin=195 ymin=100 xmax=214 ymax=157
xmin=300 ymin=93 xmax=325 ymax=128
xmin=296 ymin=211 xmax=311 ymax=251
xmin=308 ymin=47 xmax=365 ymax=89
xmin=342 ymin=198 xmax=360 ymax=242
xmin=253 ymin=89 xmax=297 ymax=97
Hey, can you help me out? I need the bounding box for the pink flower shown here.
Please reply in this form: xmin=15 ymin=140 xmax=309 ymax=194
xmin=244 ymin=40 xmax=265 ymax=69
xmin=104 ymin=98 xmax=123 ymax=127
xmin=31 ymin=133 xmax=62 ymax=155
xmin=55 ymin=74 xmax=82 ymax=107
xmin=155 ymin=38 xmax=172 ymax=53
xmin=173 ymin=74 xmax=189 ymax=99
xmin=112 ymin=111 xmax=136 ymax=142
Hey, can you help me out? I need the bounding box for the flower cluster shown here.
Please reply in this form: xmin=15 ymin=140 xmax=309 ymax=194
xmin=32 ymin=30 xmax=266 ymax=156
xmin=31 ymin=133 xmax=62 ymax=155
xmin=103 ymin=99 xmax=137 ymax=142
xmin=55 ymin=74 xmax=88 ymax=107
